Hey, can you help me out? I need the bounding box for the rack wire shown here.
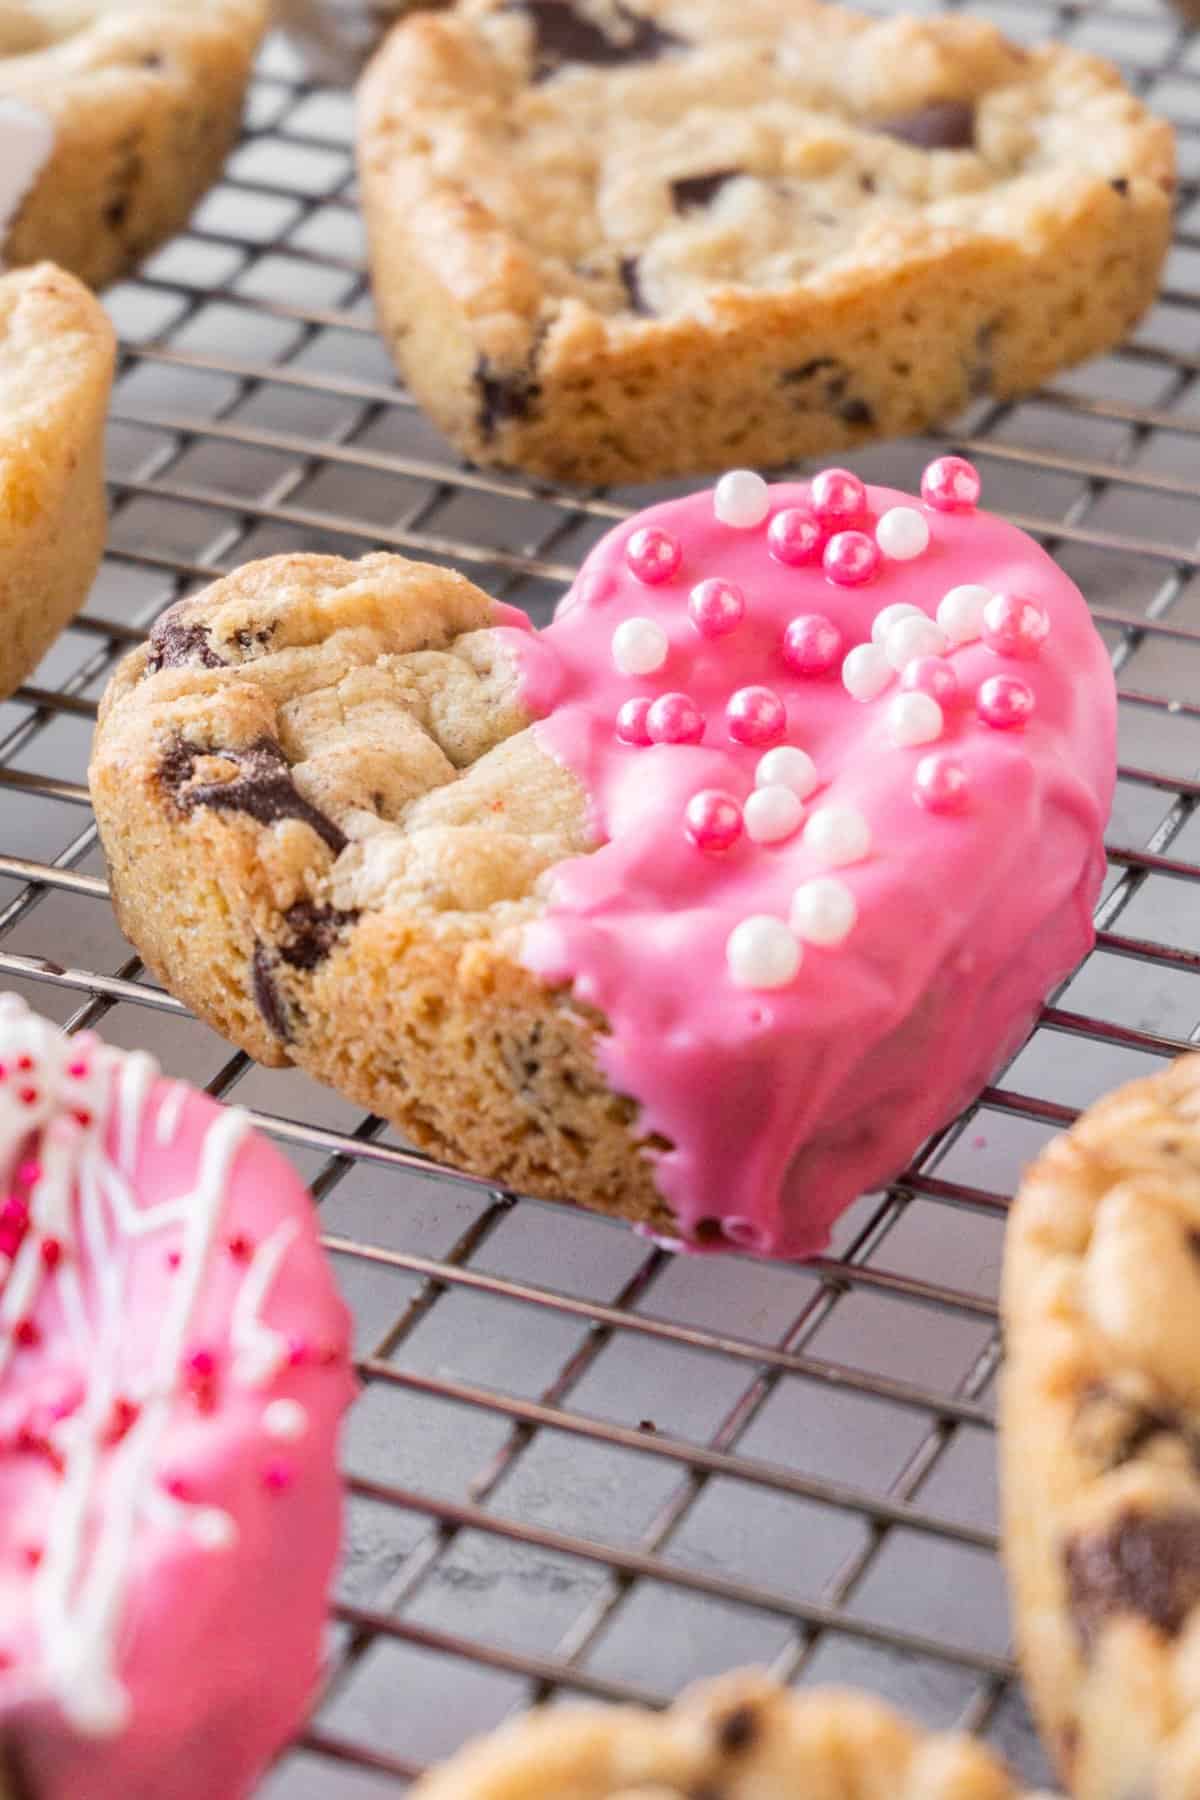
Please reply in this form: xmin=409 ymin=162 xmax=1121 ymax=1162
xmin=6 ymin=3 xmax=1200 ymax=1789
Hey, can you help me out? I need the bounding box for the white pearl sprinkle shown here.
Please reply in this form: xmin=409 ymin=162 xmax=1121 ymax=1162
xmin=887 ymin=690 xmax=944 ymax=747
xmin=192 ymin=1508 xmax=239 ymax=1551
xmin=803 ymin=804 xmax=872 ymax=867
xmin=611 ymin=616 xmax=668 ymax=676
xmin=871 ymin=602 xmax=923 ymax=646
xmin=842 ymin=642 xmax=892 ymax=702
xmin=883 ymin=614 xmax=948 ymax=671
xmin=263 ymin=1398 xmax=310 ymax=1441
xmin=755 ymin=745 xmax=818 ymax=799
xmin=744 ymin=785 xmax=805 ymax=844
xmin=936 ymin=584 xmax=993 ymax=647
xmin=875 ymin=507 xmax=930 ymax=561
xmin=714 ymin=469 xmax=770 ymax=529
xmin=790 ymin=877 xmax=858 ymax=946
xmin=726 ymin=916 xmax=802 ymax=989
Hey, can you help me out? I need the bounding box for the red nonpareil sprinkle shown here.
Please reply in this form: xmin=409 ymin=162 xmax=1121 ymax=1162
xmin=21 ymin=1545 xmax=42 ymax=1568
xmin=13 ymin=1319 xmax=39 ymax=1348
xmin=166 ymin=1249 xmax=182 ymax=1270
xmin=261 ymin=1462 xmax=292 ymax=1493
xmin=186 ymin=1348 xmax=215 ymax=1378
xmin=17 ymin=1088 xmax=38 ymax=1108
xmin=16 ymin=1162 xmax=41 ymax=1189
xmin=72 ymin=1109 xmax=93 ymax=1130
xmin=226 ymin=1234 xmax=253 ymax=1262
xmin=0 ymin=1197 xmax=28 ymax=1229
xmin=104 ymin=1397 xmax=141 ymax=1446
xmin=39 ymin=1237 xmax=63 ymax=1269
xmin=287 ymin=1336 xmax=310 ymax=1368
xmin=15 ymin=1056 xmax=33 ymax=1074
xmin=162 ymin=1473 xmax=190 ymax=1501
xmin=66 ymin=1060 xmax=89 ymax=1080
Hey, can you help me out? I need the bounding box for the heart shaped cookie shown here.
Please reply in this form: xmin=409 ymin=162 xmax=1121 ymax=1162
xmin=90 ymin=462 xmax=1114 ymax=1257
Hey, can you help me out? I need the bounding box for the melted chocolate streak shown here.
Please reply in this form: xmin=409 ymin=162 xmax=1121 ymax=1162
xmin=1065 ymin=1508 xmax=1200 ymax=1650
xmin=507 ymin=0 xmax=686 ymax=79
xmin=159 ymin=737 xmax=347 ymax=857
xmin=669 ymin=168 xmax=740 ymax=213
xmin=875 ymin=100 xmax=976 ymax=151
xmin=145 ymin=617 xmax=225 ymax=674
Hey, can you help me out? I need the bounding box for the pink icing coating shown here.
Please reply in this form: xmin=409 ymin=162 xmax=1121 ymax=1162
xmin=505 ymin=472 xmax=1115 ymax=1259
xmin=0 ymin=998 xmax=354 ymax=1798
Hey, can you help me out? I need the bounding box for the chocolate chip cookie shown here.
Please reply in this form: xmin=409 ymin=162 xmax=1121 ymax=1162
xmin=356 ymin=0 xmax=1174 ymax=484
xmin=1002 ymin=1055 xmax=1200 ymax=1800
xmin=0 ymin=0 xmax=267 ymax=291
xmin=410 ymin=1670 xmax=1038 ymax=1799
xmin=0 ymin=262 xmax=113 ymax=701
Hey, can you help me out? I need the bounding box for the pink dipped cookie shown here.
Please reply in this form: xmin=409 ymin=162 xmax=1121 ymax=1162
xmin=512 ymin=460 xmax=1116 ymax=1254
xmin=90 ymin=462 xmax=1114 ymax=1259
xmin=0 ymin=995 xmax=354 ymax=1799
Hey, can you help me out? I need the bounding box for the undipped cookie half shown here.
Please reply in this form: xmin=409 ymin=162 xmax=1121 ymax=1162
xmin=409 ymin=1669 xmax=1042 ymax=1799
xmin=0 ymin=262 xmax=113 ymax=702
xmin=1003 ymin=1055 xmax=1200 ymax=1800
xmin=0 ymin=0 xmax=267 ymax=290
xmin=90 ymin=466 xmax=1115 ymax=1258
xmin=357 ymin=0 xmax=1174 ymax=483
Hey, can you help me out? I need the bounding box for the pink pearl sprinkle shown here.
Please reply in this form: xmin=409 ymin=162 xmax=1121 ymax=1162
xmin=914 ymin=753 xmax=969 ymax=813
xmin=981 ymin=592 xmax=1050 ymax=659
xmin=823 ymin=530 xmax=880 ymax=588
xmin=901 ymin=656 xmax=960 ymax=707
xmin=977 ymin=674 xmax=1035 ymax=730
xmin=0 ymin=1197 xmax=28 ymax=1229
xmin=921 ymin=455 xmax=981 ymax=512
xmin=688 ymin=578 xmax=745 ymax=639
xmin=782 ymin=614 xmax=843 ymax=676
xmin=615 ymin=697 xmax=653 ymax=746
xmin=767 ymin=507 xmax=826 ymax=566
xmin=810 ymin=467 xmax=866 ymax=527
xmin=726 ymin=686 xmax=786 ymax=747
xmin=262 ymin=1462 xmax=293 ymax=1493
xmin=625 ymin=526 xmax=681 ymax=586
xmin=647 ymin=692 xmax=705 ymax=745
xmin=684 ymin=790 xmax=744 ymax=853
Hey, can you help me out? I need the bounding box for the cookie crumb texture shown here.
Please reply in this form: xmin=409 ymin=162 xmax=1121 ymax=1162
xmin=0 ymin=262 xmax=113 ymax=702
xmin=1002 ymin=1056 xmax=1200 ymax=1800
xmin=0 ymin=0 xmax=267 ymax=290
xmin=410 ymin=1670 xmax=1036 ymax=1798
xmin=356 ymin=0 xmax=1174 ymax=483
xmin=0 ymin=996 xmax=354 ymax=1800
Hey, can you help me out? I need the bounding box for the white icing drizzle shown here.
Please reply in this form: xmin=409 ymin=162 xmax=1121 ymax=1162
xmin=0 ymin=98 xmax=55 ymax=266
xmin=0 ymin=997 xmax=303 ymax=1741
xmin=231 ymin=1219 xmax=299 ymax=1387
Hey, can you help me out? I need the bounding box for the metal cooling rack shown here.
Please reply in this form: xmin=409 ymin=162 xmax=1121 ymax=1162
xmin=6 ymin=5 xmax=1200 ymax=1789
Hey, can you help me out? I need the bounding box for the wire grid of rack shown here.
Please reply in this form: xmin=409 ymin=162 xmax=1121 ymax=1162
xmin=6 ymin=3 xmax=1200 ymax=1790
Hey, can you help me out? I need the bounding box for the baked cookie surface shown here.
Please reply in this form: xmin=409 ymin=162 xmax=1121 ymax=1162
xmin=357 ymin=0 xmax=1174 ymax=483
xmin=1003 ymin=1056 xmax=1200 ymax=1800
xmin=90 ymin=466 xmax=1115 ymax=1257
xmin=410 ymin=1670 xmax=1040 ymax=1799
xmin=0 ymin=261 xmax=114 ymax=702
xmin=0 ymin=0 xmax=267 ymax=290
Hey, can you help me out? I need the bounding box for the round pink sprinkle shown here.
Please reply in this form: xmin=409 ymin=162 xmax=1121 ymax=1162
xmin=0 ymin=1197 xmax=28 ymax=1229
xmin=782 ymin=614 xmax=843 ymax=676
xmin=981 ymin=592 xmax=1050 ymax=659
xmin=66 ymin=1061 xmax=89 ymax=1080
xmin=615 ymin=697 xmax=653 ymax=746
xmin=914 ymin=754 xmax=970 ymax=813
xmin=900 ymin=656 xmax=960 ymax=707
xmin=823 ymin=530 xmax=880 ymax=588
xmin=262 ymin=1462 xmax=293 ymax=1493
xmin=16 ymin=1162 xmax=41 ymax=1190
xmin=688 ymin=578 xmax=745 ymax=640
xmin=186 ymin=1348 xmax=216 ymax=1378
xmin=625 ymin=526 xmax=681 ymax=586
xmin=684 ymin=790 xmax=744 ymax=853
xmin=767 ymin=507 xmax=826 ymax=566
xmin=810 ymin=467 xmax=866 ymax=527
xmin=977 ymin=674 xmax=1035 ymax=730
xmin=646 ymin=692 xmax=705 ymax=745
xmin=921 ymin=455 xmax=981 ymax=512
xmin=726 ymin=685 xmax=786 ymax=747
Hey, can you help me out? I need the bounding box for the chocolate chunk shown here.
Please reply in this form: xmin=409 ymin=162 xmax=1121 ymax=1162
xmin=251 ymin=945 xmax=293 ymax=1043
xmin=859 ymin=172 xmax=877 ymax=194
xmin=232 ymin=624 xmax=276 ymax=657
xmin=145 ymin=616 xmax=225 ymax=675
xmin=1189 ymin=1229 xmax=1200 ymax=1261
xmin=619 ymin=254 xmax=653 ymax=317
xmin=839 ymin=398 xmax=874 ymax=427
xmin=1111 ymin=176 xmax=1130 ymax=196
xmin=716 ymin=1705 xmax=758 ymax=1754
xmin=278 ymin=901 xmax=359 ymax=970
xmin=1065 ymin=1509 xmax=1200 ymax=1649
xmin=875 ymin=100 xmax=976 ymax=151
xmin=159 ymin=736 xmax=347 ymax=856
xmin=474 ymin=355 xmax=541 ymax=440
xmin=509 ymin=0 xmax=686 ymax=78
xmin=670 ymin=168 xmax=741 ymax=213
